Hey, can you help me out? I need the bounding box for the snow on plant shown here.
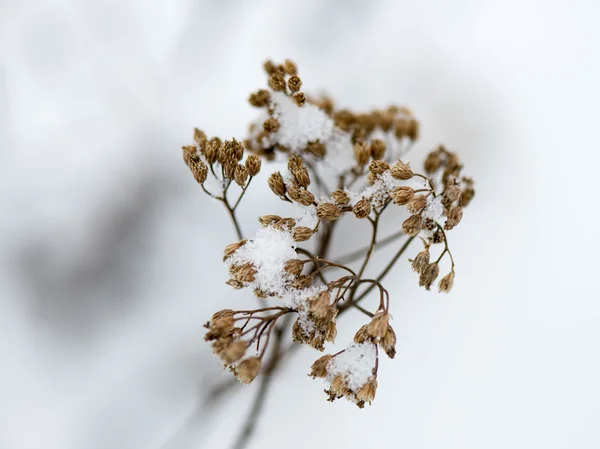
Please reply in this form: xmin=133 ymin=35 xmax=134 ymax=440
xmin=180 ymin=59 xmax=475 ymax=410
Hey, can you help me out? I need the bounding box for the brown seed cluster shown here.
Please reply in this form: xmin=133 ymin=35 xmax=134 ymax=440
xmin=181 ymin=57 xmax=475 ymax=409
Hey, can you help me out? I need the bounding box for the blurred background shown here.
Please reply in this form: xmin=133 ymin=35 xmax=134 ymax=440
xmin=1 ymin=0 xmax=600 ymax=448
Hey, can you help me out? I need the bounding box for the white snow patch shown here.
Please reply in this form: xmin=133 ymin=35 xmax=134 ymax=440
xmin=327 ymin=342 xmax=377 ymax=391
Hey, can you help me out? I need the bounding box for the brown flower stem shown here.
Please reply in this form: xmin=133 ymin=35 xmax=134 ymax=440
xmin=233 ymin=177 xmax=253 ymax=211
xmin=339 ymin=235 xmax=416 ymax=313
xmin=223 ymin=196 xmax=244 ymax=240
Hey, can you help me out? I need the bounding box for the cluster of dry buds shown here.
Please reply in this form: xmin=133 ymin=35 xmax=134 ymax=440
xmin=181 ymin=58 xmax=475 ymax=408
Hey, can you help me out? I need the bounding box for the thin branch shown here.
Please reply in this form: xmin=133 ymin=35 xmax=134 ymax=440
xmin=336 ymin=229 xmax=405 ymax=265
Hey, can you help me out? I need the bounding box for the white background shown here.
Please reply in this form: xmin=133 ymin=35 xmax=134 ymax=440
xmin=1 ymin=1 xmax=599 ymax=448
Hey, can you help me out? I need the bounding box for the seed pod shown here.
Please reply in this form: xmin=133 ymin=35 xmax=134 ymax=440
xmin=406 ymin=194 xmax=428 ymax=214
xmin=234 ymin=164 xmax=249 ymax=186
xmin=370 ymin=139 xmax=386 ymax=160
xmin=309 ymin=354 xmax=333 ymax=378
xmin=245 ymin=154 xmax=261 ymax=176
xmin=287 ymin=184 xmax=315 ymax=206
xmin=219 ymin=340 xmax=248 ymax=364
xmin=205 ymin=138 xmax=219 ymax=164
xmin=438 ymin=271 xmax=455 ymax=293
xmin=248 ymin=89 xmax=270 ymax=107
xmin=263 ymin=117 xmax=280 ymax=133
xmin=258 ymin=215 xmax=282 ymax=227
xmin=444 ymin=184 xmax=462 ymax=203
xmin=368 ymin=160 xmax=390 ymax=175
xmin=288 ymin=155 xmax=311 ymax=187
xmin=310 ymin=291 xmax=332 ymax=321
xmin=325 ymin=320 xmax=337 ymax=343
xmin=354 ymin=324 xmax=371 ymax=344
xmin=391 ymin=186 xmax=415 ymax=205
xmin=268 ymin=73 xmax=286 ymax=91
xmin=353 ymin=198 xmax=371 ymax=219
xmin=390 ymin=160 xmax=413 ymax=180
xmin=402 ymin=214 xmax=423 ymax=236
xmin=283 ymin=59 xmax=298 ymax=75
xmin=444 ymin=205 xmax=463 ymax=230
xmin=193 ymin=128 xmax=207 ymax=153
xmin=381 ymin=324 xmax=397 ymax=358
xmin=293 ymin=92 xmax=306 ymax=107
xmin=410 ymin=249 xmax=430 ymax=273
xmin=306 ymin=140 xmax=325 ymax=157
xmin=316 ymin=202 xmax=342 ymax=221
xmin=292 ymin=227 xmax=313 ymax=242
xmin=190 ymin=158 xmax=208 ymax=184
xmin=331 ymin=189 xmax=350 ymax=206
xmin=406 ymin=118 xmax=419 ymax=141
xmin=353 ymin=142 xmax=370 ymax=166
xmin=273 ymin=217 xmax=296 ymax=230
xmin=419 ymin=263 xmax=440 ymax=290
xmin=356 ymin=377 xmax=378 ymax=404
xmin=236 ymin=357 xmax=262 ymax=384
xmin=223 ymin=239 xmax=247 ymax=261
xmin=284 ymin=259 xmax=304 ymax=277
xmin=268 ymin=171 xmax=286 ymax=197
xmin=287 ymin=75 xmax=302 ymax=92
xmin=366 ymin=312 xmax=390 ymax=339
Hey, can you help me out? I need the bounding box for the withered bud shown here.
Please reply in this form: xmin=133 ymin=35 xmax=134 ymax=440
xmin=367 ymin=172 xmax=378 ymax=185
xmin=329 ymin=375 xmax=347 ymax=397
xmin=288 ymin=155 xmax=311 ymax=187
xmin=381 ymin=325 xmax=397 ymax=358
xmin=268 ymin=171 xmax=286 ymax=197
xmin=206 ymin=310 xmax=234 ymax=340
xmin=284 ymin=259 xmax=304 ymax=277
xmin=366 ymin=312 xmax=390 ymax=339
xmin=444 ymin=205 xmax=463 ymax=230
xmin=309 ymin=354 xmax=332 ymax=378
xmin=353 ymin=142 xmax=370 ymax=166
xmin=461 ymin=187 xmax=475 ymax=208
xmin=306 ymin=140 xmax=325 ymax=157
xmin=190 ymin=158 xmax=208 ymax=185
xmin=236 ymin=357 xmax=262 ymax=384
xmin=287 ymin=184 xmax=315 ymax=206
xmin=390 ymin=160 xmax=413 ymax=180
xmin=391 ymin=186 xmax=415 ymax=205
xmin=234 ymin=164 xmax=249 ymax=186
xmin=353 ymin=198 xmax=371 ymax=219
xmin=290 ymin=274 xmax=312 ymax=290
xmin=406 ymin=194 xmax=428 ymax=214
xmin=263 ymin=117 xmax=280 ymax=133
xmin=438 ymin=271 xmax=455 ymax=293
xmin=293 ymin=92 xmax=306 ymax=107
xmin=354 ymin=324 xmax=372 ymax=343
xmin=356 ymin=377 xmax=378 ymax=404
xmin=219 ymin=340 xmax=248 ymax=364
xmin=249 ymin=89 xmax=271 ymax=107
xmin=331 ymin=189 xmax=350 ymax=206
xmin=245 ymin=154 xmax=262 ymax=176
xmin=402 ymin=214 xmax=423 ymax=236
xmin=292 ymin=226 xmax=313 ymax=242
xmin=394 ymin=118 xmax=411 ymax=139
xmin=211 ymin=309 xmax=234 ymax=322
xmin=193 ymin=128 xmax=207 ymax=152
xmin=407 ymin=118 xmax=419 ymax=140
xmin=370 ymin=139 xmax=387 ymax=160
xmin=263 ymin=59 xmax=277 ymax=74
xmin=273 ymin=217 xmax=296 ymax=230
xmin=287 ymin=75 xmax=302 ymax=93
xmin=310 ymin=291 xmax=332 ymax=321
xmin=182 ymin=145 xmax=196 ymax=166
xmin=283 ymin=59 xmax=298 ymax=75
xmin=368 ymin=160 xmax=390 ymax=176
xmin=231 ymin=138 xmax=244 ymax=161
xmin=325 ymin=321 xmax=337 ymax=343
xmin=410 ymin=248 xmax=430 ymax=273
xmin=316 ymin=202 xmax=342 ymax=221
xmin=258 ymin=215 xmax=282 ymax=227
xmin=230 ymin=262 xmax=257 ymax=283
xmin=419 ymin=263 xmax=440 ymax=290
xmin=292 ymin=319 xmax=306 ymax=344
xmin=226 ymin=279 xmax=244 ymax=289
xmin=205 ymin=138 xmax=219 ymax=164
xmin=268 ymin=73 xmax=286 ymax=91
xmin=424 ymin=151 xmax=442 ymax=173
xmin=223 ymin=160 xmax=237 ymax=179
xmin=444 ymin=184 xmax=462 ymax=203
xmin=223 ymin=239 xmax=247 ymax=261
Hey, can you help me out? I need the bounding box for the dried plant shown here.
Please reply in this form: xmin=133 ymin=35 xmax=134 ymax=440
xmin=180 ymin=58 xmax=475 ymax=446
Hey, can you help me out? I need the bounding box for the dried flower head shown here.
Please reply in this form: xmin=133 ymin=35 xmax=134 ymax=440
xmin=292 ymin=226 xmax=313 ymax=242
xmin=316 ymin=202 xmax=342 ymax=221
xmin=419 ymin=263 xmax=440 ymax=290
xmin=390 ymin=160 xmax=413 ymax=180
xmin=268 ymin=171 xmax=286 ymax=197
xmin=438 ymin=271 xmax=455 ymax=293
xmin=353 ymin=198 xmax=371 ymax=219
xmin=245 ymin=154 xmax=262 ymax=176
xmin=402 ymin=214 xmax=423 ymax=236
xmin=392 ymin=186 xmax=415 ymax=205
xmin=236 ymin=357 xmax=262 ymax=384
